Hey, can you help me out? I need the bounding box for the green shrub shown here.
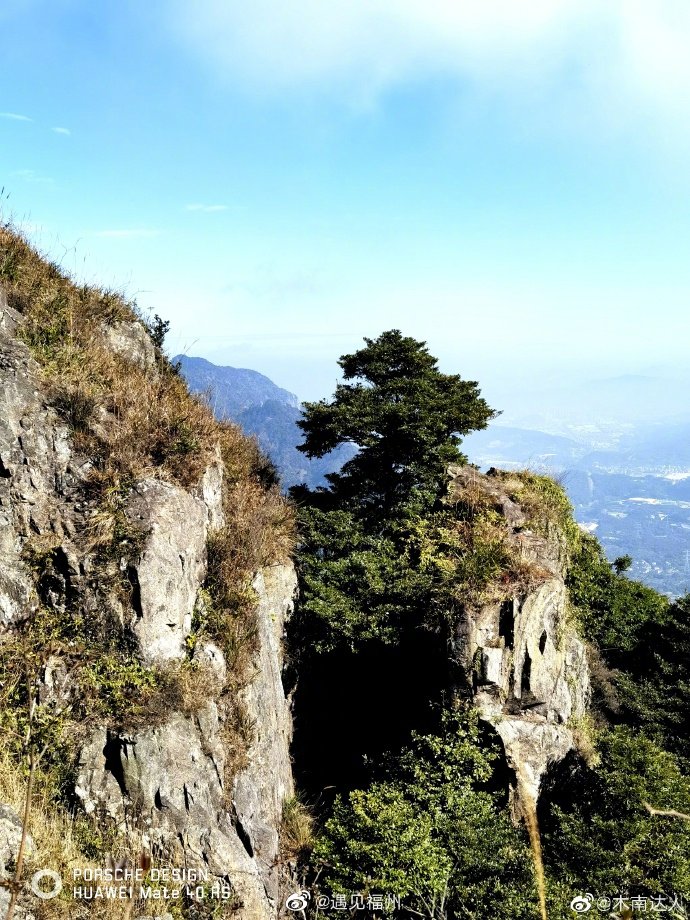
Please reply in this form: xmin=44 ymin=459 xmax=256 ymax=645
xmin=541 ymin=728 xmax=690 ymax=910
xmin=312 ymin=708 xmax=537 ymax=919
xmin=615 ymin=593 xmax=690 ymax=768
xmin=567 ymin=533 xmax=668 ymax=659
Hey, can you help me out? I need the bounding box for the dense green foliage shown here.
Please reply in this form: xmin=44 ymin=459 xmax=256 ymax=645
xmin=311 ymin=716 xmax=690 ymax=919
xmin=567 ymin=532 xmax=689 ymax=767
xmin=615 ymin=594 xmax=690 ymax=769
xmin=291 ymin=330 xmax=690 ymax=918
xmin=542 ymin=728 xmax=690 ymax=916
xmin=313 ymin=709 xmax=536 ymax=919
xmin=567 ymin=533 xmax=669 ymax=660
xmin=293 ymin=507 xmax=434 ymax=650
xmin=291 ymin=330 xmax=497 ymax=653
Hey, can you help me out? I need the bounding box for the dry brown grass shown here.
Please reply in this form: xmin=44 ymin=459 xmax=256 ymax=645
xmin=157 ymin=659 xmax=223 ymax=718
xmin=279 ymin=797 xmax=314 ymax=862
xmin=490 ymin=468 xmax=582 ymax=558
xmin=1 ymin=222 xmax=213 ymax=490
xmin=0 ymin=222 xmax=298 ymax=546
xmin=213 ymin=481 xmax=294 ymax=590
xmin=0 ymin=219 xmax=294 ymax=580
xmin=0 ymin=752 xmax=178 ymax=919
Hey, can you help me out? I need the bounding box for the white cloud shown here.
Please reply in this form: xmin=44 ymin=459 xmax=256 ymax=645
xmin=185 ymin=203 xmax=228 ymax=212
xmin=12 ymin=169 xmax=53 ymax=184
xmin=52 ymin=126 xmax=71 ymax=135
xmin=1 ymin=112 xmax=31 ymax=121
xmin=94 ymin=229 xmax=160 ymax=239
xmin=163 ymin=0 xmax=690 ymax=135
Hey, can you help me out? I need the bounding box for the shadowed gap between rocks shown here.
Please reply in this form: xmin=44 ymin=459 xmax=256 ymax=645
xmin=103 ymin=735 xmax=128 ymax=798
xmin=537 ymin=749 xmax=587 ymax=825
xmin=290 ymin=631 xmax=448 ymax=805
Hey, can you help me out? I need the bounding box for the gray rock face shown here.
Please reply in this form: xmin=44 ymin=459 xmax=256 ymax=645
xmin=76 ymin=708 xmax=274 ymax=919
xmin=0 ymin=288 xmax=76 ymax=626
xmin=76 ymin=563 xmax=297 ymax=919
xmin=0 ymin=803 xmax=35 ymax=920
xmin=0 ymin=803 xmax=33 ymax=876
xmin=0 ymin=889 xmax=35 ymax=920
xmin=234 ymin=565 xmax=297 ymax=901
xmin=449 ymin=466 xmax=590 ymax=810
xmin=192 ymin=639 xmax=227 ymax=684
xmin=125 ymin=479 xmax=208 ymax=664
xmin=192 ymin=445 xmax=225 ymax=531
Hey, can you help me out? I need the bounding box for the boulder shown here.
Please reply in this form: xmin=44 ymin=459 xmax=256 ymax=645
xmin=102 ymin=320 xmax=156 ymax=370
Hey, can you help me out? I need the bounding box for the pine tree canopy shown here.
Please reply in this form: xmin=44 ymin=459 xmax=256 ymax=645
xmin=295 ymin=329 xmax=497 ymax=517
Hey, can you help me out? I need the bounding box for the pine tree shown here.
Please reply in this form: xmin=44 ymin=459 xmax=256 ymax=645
xmin=294 ymin=329 xmax=496 ymax=522
xmin=290 ymin=330 xmax=496 ymax=652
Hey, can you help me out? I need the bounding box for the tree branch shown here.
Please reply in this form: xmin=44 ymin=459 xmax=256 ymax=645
xmin=644 ymin=802 xmax=690 ymax=821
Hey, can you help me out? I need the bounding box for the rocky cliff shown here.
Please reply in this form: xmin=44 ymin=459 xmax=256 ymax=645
xmin=0 ymin=225 xmax=296 ymax=920
xmin=448 ymin=465 xmax=590 ymax=814
xmin=74 ymin=564 xmax=297 ymax=920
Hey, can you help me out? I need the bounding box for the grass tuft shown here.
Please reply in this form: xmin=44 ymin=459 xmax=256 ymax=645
xmin=280 ymin=796 xmax=315 ymax=862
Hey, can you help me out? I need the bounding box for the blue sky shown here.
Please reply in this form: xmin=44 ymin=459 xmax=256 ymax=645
xmin=3 ymin=0 xmax=690 ymax=418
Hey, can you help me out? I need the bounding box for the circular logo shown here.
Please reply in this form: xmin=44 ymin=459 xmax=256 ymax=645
xmin=570 ymin=893 xmax=593 ymax=913
xmin=285 ymin=890 xmax=311 ymax=911
xmin=31 ymin=869 xmax=63 ymax=900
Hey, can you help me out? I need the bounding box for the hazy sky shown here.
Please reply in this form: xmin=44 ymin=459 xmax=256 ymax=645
xmin=3 ymin=1 xmax=690 ymax=414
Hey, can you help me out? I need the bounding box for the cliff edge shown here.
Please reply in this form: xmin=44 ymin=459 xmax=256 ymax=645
xmin=0 ymin=225 xmax=295 ymax=920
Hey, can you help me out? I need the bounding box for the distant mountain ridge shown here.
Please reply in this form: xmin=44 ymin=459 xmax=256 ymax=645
xmin=463 ymin=420 xmax=690 ymax=476
xmin=176 ymin=355 xmax=299 ymax=414
xmin=175 ymin=354 xmax=354 ymax=489
xmin=461 ymin=425 xmax=587 ymax=471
